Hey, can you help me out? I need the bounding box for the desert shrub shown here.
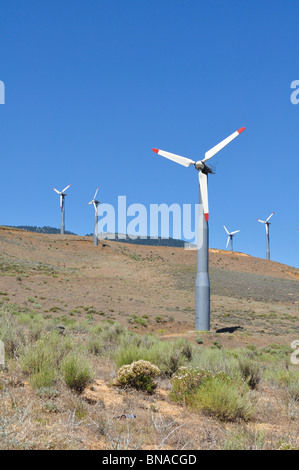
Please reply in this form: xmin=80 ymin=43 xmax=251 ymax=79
xmin=238 ymin=357 xmax=262 ymax=389
xmin=114 ymin=337 xmax=193 ymax=377
xmin=224 ymin=428 xmax=265 ymax=450
xmin=259 ymin=344 xmax=292 ymax=361
xmin=30 ymin=367 xmax=58 ymax=389
xmin=0 ymin=315 xmax=26 ymax=358
xmin=18 ymin=313 xmax=44 ymax=341
xmin=113 ymin=360 xmax=160 ymax=394
xmin=288 ymin=378 xmax=299 ymax=401
xmin=170 ymin=367 xmax=254 ymax=422
xmin=61 ymin=354 xmax=94 ymax=393
xmin=266 ymin=368 xmax=299 ymax=400
xmin=87 ymin=336 xmax=104 ymax=356
xmin=170 ymin=367 xmax=212 ymax=404
xmin=195 ymin=337 xmax=204 ymax=344
xmin=19 ymin=331 xmax=73 ymax=389
xmin=191 ymin=375 xmax=255 ymax=422
xmin=100 ymin=322 xmax=127 ymax=343
xmin=190 ymin=347 xmax=240 ymax=377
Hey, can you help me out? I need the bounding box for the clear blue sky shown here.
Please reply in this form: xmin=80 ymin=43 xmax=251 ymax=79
xmin=0 ymin=0 xmax=298 ymax=267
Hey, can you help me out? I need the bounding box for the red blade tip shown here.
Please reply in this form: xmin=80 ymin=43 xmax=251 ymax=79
xmin=205 ymin=213 xmax=209 ymax=222
xmin=152 ymin=148 xmax=159 ymax=153
xmin=237 ymin=127 xmax=246 ymax=134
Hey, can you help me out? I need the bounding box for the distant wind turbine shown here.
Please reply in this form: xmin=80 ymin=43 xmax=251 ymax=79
xmin=153 ymin=127 xmax=245 ymax=331
xmin=223 ymin=225 xmax=240 ymax=251
xmin=53 ymin=184 xmax=71 ymax=234
xmin=257 ymin=212 xmax=274 ymax=260
xmin=88 ymin=187 xmax=100 ymax=247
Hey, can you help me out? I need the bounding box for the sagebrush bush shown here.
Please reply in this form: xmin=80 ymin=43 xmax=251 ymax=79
xmin=113 ymin=360 xmax=160 ymax=393
xmin=238 ymin=357 xmax=262 ymax=389
xmin=265 ymin=368 xmax=299 ymax=400
xmin=61 ymin=354 xmax=94 ymax=393
xmin=190 ymin=347 xmax=240 ymax=377
xmin=114 ymin=336 xmax=193 ymax=377
xmin=19 ymin=331 xmax=73 ymax=389
xmin=0 ymin=313 xmax=27 ymax=358
xmin=191 ymin=375 xmax=255 ymax=422
xmin=87 ymin=336 xmax=104 ymax=356
xmin=170 ymin=367 xmax=212 ymax=404
xmin=170 ymin=367 xmax=255 ymax=422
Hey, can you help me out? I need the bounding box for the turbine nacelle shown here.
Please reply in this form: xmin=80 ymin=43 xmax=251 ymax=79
xmin=53 ymin=184 xmax=71 ymax=209
xmin=257 ymin=212 xmax=274 ymax=236
xmin=88 ymin=187 xmax=100 ymax=211
xmin=223 ymin=225 xmax=240 ymax=248
xmin=194 ymin=161 xmax=214 ymax=174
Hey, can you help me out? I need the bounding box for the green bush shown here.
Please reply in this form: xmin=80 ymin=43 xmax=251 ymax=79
xmin=87 ymin=336 xmax=104 ymax=356
xmin=61 ymin=354 xmax=94 ymax=393
xmin=113 ymin=360 xmax=160 ymax=394
xmin=19 ymin=331 xmax=73 ymax=389
xmin=238 ymin=357 xmax=262 ymax=389
xmin=0 ymin=315 xmax=26 ymax=358
xmin=191 ymin=375 xmax=255 ymax=422
xmin=170 ymin=367 xmax=212 ymax=404
xmin=190 ymin=347 xmax=240 ymax=377
xmin=265 ymin=368 xmax=299 ymax=400
xmin=170 ymin=367 xmax=255 ymax=422
xmin=30 ymin=367 xmax=58 ymax=389
xmin=114 ymin=337 xmax=193 ymax=377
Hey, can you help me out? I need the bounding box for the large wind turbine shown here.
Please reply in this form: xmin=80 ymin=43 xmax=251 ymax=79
xmin=153 ymin=127 xmax=245 ymax=331
xmin=88 ymin=186 xmax=100 ymax=246
xmin=223 ymin=226 xmax=240 ymax=251
xmin=53 ymin=184 xmax=71 ymax=234
xmin=257 ymin=212 xmax=274 ymax=260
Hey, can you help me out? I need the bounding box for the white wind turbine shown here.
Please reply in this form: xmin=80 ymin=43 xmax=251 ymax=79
xmin=257 ymin=212 xmax=274 ymax=260
xmin=153 ymin=127 xmax=245 ymax=331
xmin=53 ymin=184 xmax=71 ymax=234
xmin=88 ymin=186 xmax=100 ymax=246
xmin=223 ymin=225 xmax=240 ymax=251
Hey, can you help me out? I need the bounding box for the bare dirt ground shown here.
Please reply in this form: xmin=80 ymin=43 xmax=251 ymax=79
xmin=0 ymin=226 xmax=298 ymax=349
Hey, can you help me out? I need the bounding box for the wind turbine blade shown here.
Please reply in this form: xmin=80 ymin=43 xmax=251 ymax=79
xmin=231 ymin=230 xmax=240 ymax=235
xmin=266 ymin=212 xmax=274 ymax=222
xmin=257 ymin=219 xmax=265 ymax=224
xmin=93 ymin=202 xmax=98 ymax=212
xmin=88 ymin=201 xmax=93 ymax=205
xmin=226 ymin=236 xmax=230 ymax=248
xmin=198 ymin=172 xmax=209 ymax=221
xmin=93 ymin=186 xmax=99 ymax=200
xmin=223 ymin=225 xmax=229 ymax=234
xmin=203 ymin=127 xmax=245 ymax=162
xmin=53 ymin=188 xmax=61 ymax=195
xmin=152 ymin=148 xmax=195 ymax=167
xmin=60 ymin=195 xmax=63 ymax=208
xmin=62 ymin=184 xmax=71 ymax=193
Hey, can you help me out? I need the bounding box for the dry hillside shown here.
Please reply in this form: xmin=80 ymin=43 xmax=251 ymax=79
xmin=0 ymin=226 xmax=298 ymax=450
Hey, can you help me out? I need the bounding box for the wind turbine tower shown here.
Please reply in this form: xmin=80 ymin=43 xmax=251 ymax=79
xmin=53 ymin=184 xmax=71 ymax=234
xmin=88 ymin=187 xmax=100 ymax=246
xmin=257 ymin=212 xmax=274 ymax=260
xmin=153 ymin=127 xmax=245 ymax=331
xmin=223 ymin=226 xmax=240 ymax=251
